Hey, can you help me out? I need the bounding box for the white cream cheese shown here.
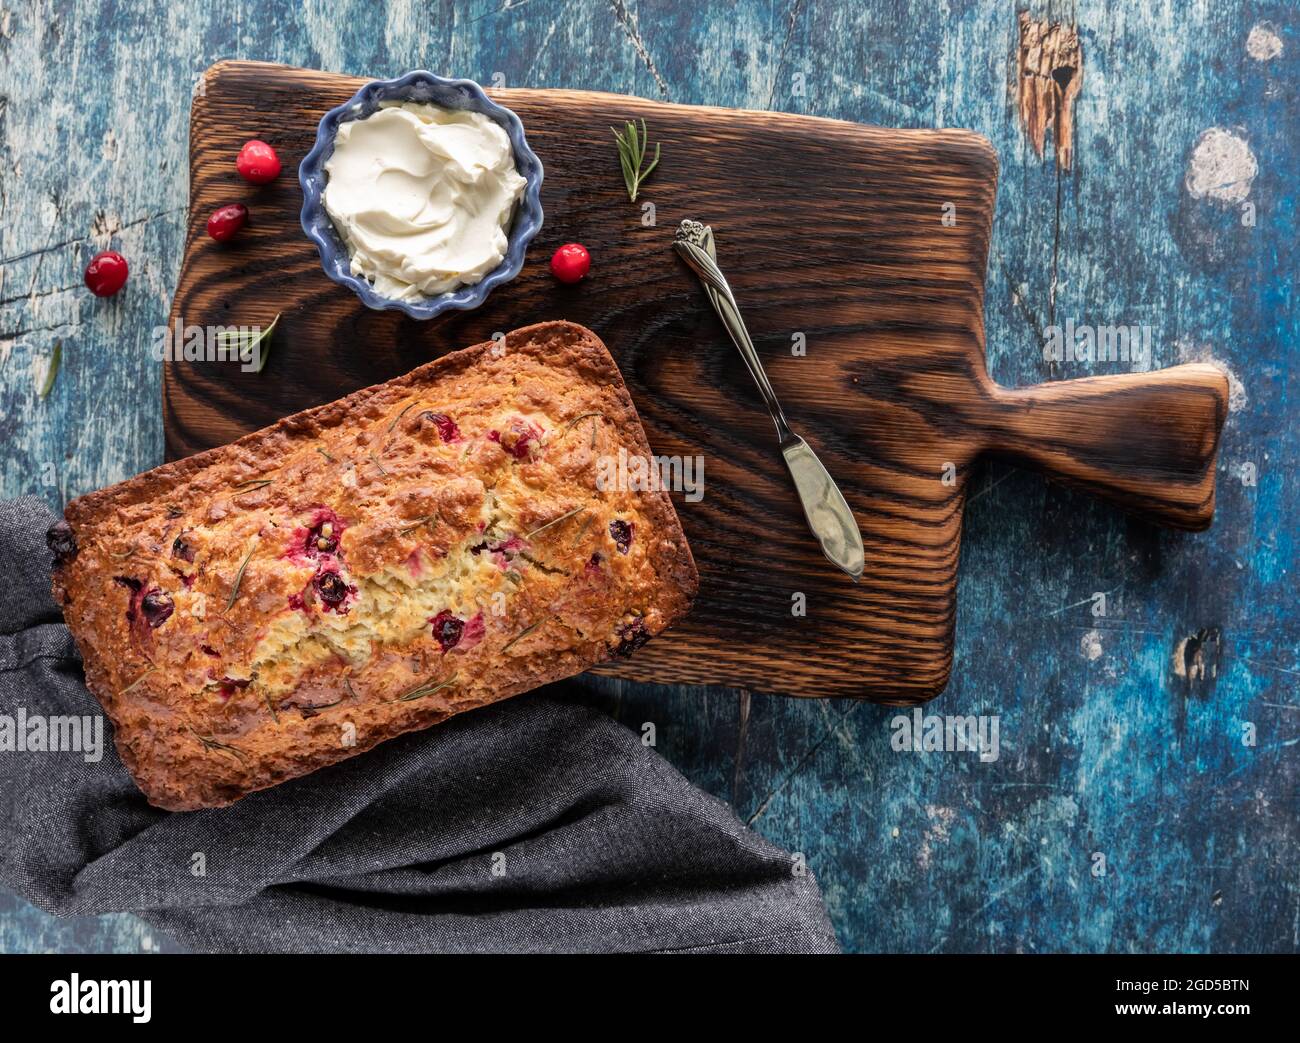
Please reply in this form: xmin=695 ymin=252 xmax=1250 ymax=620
xmin=323 ymin=101 xmax=527 ymax=301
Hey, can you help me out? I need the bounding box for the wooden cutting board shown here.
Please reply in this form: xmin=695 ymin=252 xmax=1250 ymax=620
xmin=163 ymin=60 xmax=1228 ymax=704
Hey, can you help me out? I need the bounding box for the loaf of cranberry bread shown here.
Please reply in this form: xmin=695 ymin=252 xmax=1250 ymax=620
xmin=49 ymin=321 xmax=698 ymax=811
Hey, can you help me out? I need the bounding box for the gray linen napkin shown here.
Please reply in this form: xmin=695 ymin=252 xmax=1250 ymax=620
xmin=0 ymin=496 xmax=838 ymax=953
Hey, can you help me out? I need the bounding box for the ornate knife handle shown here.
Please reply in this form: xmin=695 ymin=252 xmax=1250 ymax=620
xmin=673 ymin=221 xmax=793 ymax=446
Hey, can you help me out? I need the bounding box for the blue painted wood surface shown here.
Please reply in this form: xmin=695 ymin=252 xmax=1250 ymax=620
xmin=0 ymin=0 xmax=1295 ymax=953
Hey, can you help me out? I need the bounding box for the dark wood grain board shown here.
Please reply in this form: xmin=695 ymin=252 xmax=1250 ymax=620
xmin=163 ymin=61 xmax=1228 ymax=704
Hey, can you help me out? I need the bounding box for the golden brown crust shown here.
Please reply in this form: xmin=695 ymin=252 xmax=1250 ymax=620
xmin=52 ymin=321 xmax=698 ymax=811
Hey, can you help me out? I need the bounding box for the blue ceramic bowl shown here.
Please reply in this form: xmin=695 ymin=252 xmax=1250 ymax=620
xmin=299 ymin=71 xmax=544 ymax=320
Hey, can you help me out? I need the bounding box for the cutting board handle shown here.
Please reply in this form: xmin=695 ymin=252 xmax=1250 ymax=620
xmin=981 ymin=363 xmax=1230 ymax=531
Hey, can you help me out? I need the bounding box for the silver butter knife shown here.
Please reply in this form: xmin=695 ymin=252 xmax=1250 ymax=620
xmin=673 ymin=219 xmax=865 ymax=581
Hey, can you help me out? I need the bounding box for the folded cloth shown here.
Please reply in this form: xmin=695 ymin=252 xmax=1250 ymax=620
xmin=0 ymin=497 xmax=838 ymax=953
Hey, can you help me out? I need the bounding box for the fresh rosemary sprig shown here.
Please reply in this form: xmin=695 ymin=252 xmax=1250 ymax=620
xmin=525 ymin=505 xmax=587 ymax=540
xmin=570 ymin=513 xmax=595 ymax=547
xmin=562 ymin=412 xmax=604 ymax=448
xmin=232 ymin=478 xmax=274 ymax=491
xmin=398 ymin=513 xmax=439 ymax=535
xmin=612 ymin=118 xmax=660 ymax=202
xmin=563 ymin=411 xmax=604 ymax=433
xmin=396 ymin=673 xmax=458 ymax=702
xmin=315 ymin=446 xmax=336 ymax=463
xmin=216 ymin=313 xmax=280 ymax=374
xmin=224 ymin=540 xmax=258 ymax=612
xmin=187 ymin=726 xmax=248 ymax=764
xmin=40 ymin=340 xmax=61 ymax=399
xmin=502 ymin=620 xmax=544 ymax=653
xmin=387 ymin=402 xmax=416 ymax=433
xmin=119 ymin=667 xmax=155 ymax=696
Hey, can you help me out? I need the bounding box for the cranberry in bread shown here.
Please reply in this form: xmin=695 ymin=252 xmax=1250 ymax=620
xmin=50 ymin=321 xmax=698 ymax=811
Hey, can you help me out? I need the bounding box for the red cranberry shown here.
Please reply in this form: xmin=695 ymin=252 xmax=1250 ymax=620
xmin=305 ymin=520 xmax=339 ymax=557
xmin=460 ymin=612 xmax=485 ymax=651
xmin=278 ymin=691 xmax=337 ymax=718
xmin=47 ymin=520 xmax=78 ymax=565
xmin=114 ymin=576 xmax=146 ymax=625
xmin=419 ymin=411 xmax=461 ymax=443
xmin=612 ymin=616 xmax=649 ymax=657
xmin=236 ymin=139 xmax=281 ymax=184
xmin=214 ymin=676 xmax=251 ymax=700
xmin=550 ymin=242 xmax=590 ymax=284
xmin=171 ymin=533 xmax=196 ymax=562
xmin=292 ymin=509 xmax=345 ymax=564
xmin=141 ymin=590 xmax=174 ymax=628
xmin=609 ymin=520 xmax=634 ymax=554
xmin=429 ymin=610 xmax=465 ymax=652
xmin=84 ymin=251 xmax=129 ymax=296
xmin=314 ymin=571 xmax=349 ymax=605
xmin=206 ymin=203 xmax=248 ymax=242
xmin=469 ymin=535 xmax=525 ymax=570
xmin=585 ymin=552 xmax=603 ymax=572
xmin=488 ymin=418 xmax=542 ymax=460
